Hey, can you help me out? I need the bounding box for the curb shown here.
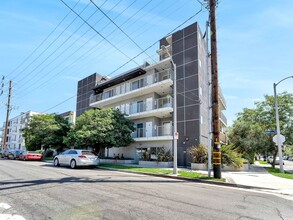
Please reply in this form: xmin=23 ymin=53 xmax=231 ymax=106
xmin=96 ymin=166 xmax=275 ymax=190
xmin=98 ymin=166 xmax=241 ymax=187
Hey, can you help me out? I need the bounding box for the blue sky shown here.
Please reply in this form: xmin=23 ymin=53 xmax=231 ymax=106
xmin=0 ymin=0 xmax=293 ymax=126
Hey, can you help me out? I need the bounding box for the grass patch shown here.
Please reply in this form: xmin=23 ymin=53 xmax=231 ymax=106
xmin=265 ymin=167 xmax=293 ymax=179
xmin=178 ymin=171 xmax=226 ymax=182
xmin=99 ymin=164 xmax=172 ymax=174
xmin=99 ymin=164 xmax=226 ymax=182
xmin=258 ymin=160 xmax=268 ymax=165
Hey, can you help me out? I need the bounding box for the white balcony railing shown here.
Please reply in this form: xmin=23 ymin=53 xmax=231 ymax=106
xmin=90 ymin=69 xmax=173 ymax=104
xmin=128 ymin=96 xmax=172 ymax=115
xmin=132 ymin=124 xmax=172 ymax=139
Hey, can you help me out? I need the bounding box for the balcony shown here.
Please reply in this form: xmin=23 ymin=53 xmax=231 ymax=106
xmin=132 ymin=125 xmax=173 ymax=141
xmin=219 ymin=87 xmax=227 ymax=110
xmin=90 ymin=69 xmax=173 ymax=108
xmin=126 ymin=96 xmax=173 ymax=120
xmin=220 ymin=112 xmax=227 ymax=126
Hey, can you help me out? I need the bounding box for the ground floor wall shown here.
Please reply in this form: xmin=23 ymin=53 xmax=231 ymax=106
xmin=107 ymin=140 xmax=172 ymax=161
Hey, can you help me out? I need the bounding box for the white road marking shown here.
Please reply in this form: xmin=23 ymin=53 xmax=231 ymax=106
xmin=0 ymin=214 xmax=26 ymax=220
xmin=0 ymin=203 xmax=11 ymax=210
xmin=0 ymin=203 xmax=26 ymax=220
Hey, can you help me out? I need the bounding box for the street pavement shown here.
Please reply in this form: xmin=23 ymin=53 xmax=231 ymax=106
xmin=0 ymin=159 xmax=293 ymax=220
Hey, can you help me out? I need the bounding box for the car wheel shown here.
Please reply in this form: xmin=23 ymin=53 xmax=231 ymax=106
xmin=54 ymin=158 xmax=60 ymax=167
xmin=70 ymin=159 xmax=76 ymax=169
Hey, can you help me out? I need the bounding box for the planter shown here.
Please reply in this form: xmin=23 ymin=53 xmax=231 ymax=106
xmin=222 ymin=163 xmax=250 ymax=171
xmin=191 ymin=163 xmax=250 ymax=171
xmin=191 ymin=163 xmax=207 ymax=170
xmin=99 ymin=159 xmax=136 ymax=165
xmin=139 ymin=161 xmax=173 ymax=168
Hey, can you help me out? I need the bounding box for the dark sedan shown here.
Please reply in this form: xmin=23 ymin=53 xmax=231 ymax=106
xmin=8 ymin=150 xmax=23 ymax=160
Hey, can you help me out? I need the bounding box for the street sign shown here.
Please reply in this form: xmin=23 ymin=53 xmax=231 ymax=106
xmin=174 ymin=132 xmax=179 ymax=140
xmin=265 ymin=130 xmax=276 ymax=134
xmin=273 ymin=134 xmax=286 ymax=145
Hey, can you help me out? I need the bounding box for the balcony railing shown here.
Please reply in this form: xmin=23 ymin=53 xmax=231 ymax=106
xmin=128 ymin=96 xmax=172 ymax=115
xmin=132 ymin=124 xmax=173 ymax=139
xmin=220 ymin=112 xmax=227 ymax=126
xmin=90 ymin=69 xmax=173 ymax=104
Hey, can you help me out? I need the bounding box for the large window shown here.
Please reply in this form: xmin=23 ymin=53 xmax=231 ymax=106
xmin=131 ymin=78 xmax=144 ymax=90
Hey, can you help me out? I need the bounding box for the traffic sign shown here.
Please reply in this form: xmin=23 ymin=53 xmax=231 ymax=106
xmin=273 ymin=134 xmax=285 ymax=145
xmin=265 ymin=130 xmax=276 ymax=134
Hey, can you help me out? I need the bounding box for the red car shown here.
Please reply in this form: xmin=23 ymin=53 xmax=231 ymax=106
xmin=19 ymin=151 xmax=43 ymax=161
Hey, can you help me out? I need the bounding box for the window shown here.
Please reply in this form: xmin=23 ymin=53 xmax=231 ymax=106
xmin=136 ymin=123 xmax=144 ymax=138
xmin=62 ymin=150 xmax=70 ymax=155
xmin=199 ymin=87 xmax=202 ymax=96
xmin=103 ymin=89 xmax=114 ymax=99
xmin=69 ymin=150 xmax=77 ymax=154
xmin=131 ymin=78 xmax=144 ymax=90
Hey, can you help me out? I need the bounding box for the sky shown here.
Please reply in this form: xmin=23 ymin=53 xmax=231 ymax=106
xmin=0 ymin=0 xmax=293 ymax=126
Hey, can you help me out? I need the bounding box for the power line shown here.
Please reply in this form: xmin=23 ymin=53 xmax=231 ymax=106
xmin=42 ymin=94 xmax=76 ymax=113
xmin=5 ymin=0 xmax=82 ymax=80
xmin=107 ymin=6 xmax=204 ymax=77
xmin=33 ymin=5 xmax=204 ymax=113
xmin=13 ymin=0 xmax=134 ymax=99
xmin=90 ymin=0 xmax=155 ymax=63
xmin=60 ymin=0 xmax=139 ymax=65
xmin=16 ymin=0 xmax=108 ymax=90
xmin=13 ymin=1 xmax=93 ymax=83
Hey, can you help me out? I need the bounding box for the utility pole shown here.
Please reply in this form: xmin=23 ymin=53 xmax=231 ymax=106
xmin=209 ymin=0 xmax=221 ymax=178
xmin=205 ymin=20 xmax=212 ymax=178
xmin=3 ymin=80 xmax=12 ymax=150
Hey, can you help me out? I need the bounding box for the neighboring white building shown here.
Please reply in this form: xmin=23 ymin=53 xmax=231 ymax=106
xmin=1 ymin=111 xmax=41 ymax=150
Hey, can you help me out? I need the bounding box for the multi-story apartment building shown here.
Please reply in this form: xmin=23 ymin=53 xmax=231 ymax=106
xmin=58 ymin=111 xmax=76 ymax=125
xmin=85 ymin=22 xmax=227 ymax=166
xmin=1 ymin=111 xmax=41 ymax=150
xmin=76 ymin=73 xmax=104 ymax=117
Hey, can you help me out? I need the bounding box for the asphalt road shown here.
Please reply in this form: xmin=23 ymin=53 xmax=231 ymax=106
xmin=0 ymin=159 xmax=293 ymax=220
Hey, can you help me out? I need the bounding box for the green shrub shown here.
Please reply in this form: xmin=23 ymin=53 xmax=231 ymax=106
xmin=141 ymin=150 xmax=151 ymax=161
xmin=221 ymin=145 xmax=245 ymax=168
xmin=188 ymin=144 xmax=208 ymax=163
xmin=157 ymin=148 xmax=173 ymax=162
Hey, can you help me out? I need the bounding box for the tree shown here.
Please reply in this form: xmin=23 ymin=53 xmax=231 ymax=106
xmin=228 ymin=92 xmax=293 ymax=168
xmin=23 ymin=114 xmax=70 ymax=151
xmin=64 ymin=108 xmax=135 ymax=154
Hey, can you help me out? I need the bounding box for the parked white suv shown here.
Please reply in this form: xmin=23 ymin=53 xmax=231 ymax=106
xmin=53 ymin=149 xmax=99 ymax=169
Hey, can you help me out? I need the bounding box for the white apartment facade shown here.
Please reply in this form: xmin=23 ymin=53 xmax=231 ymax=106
xmin=86 ymin=22 xmax=227 ymax=166
xmin=1 ymin=111 xmax=41 ymax=150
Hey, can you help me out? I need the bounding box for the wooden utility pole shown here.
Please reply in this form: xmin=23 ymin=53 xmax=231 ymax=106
xmin=3 ymin=80 xmax=12 ymax=150
xmin=209 ymin=0 xmax=221 ymax=178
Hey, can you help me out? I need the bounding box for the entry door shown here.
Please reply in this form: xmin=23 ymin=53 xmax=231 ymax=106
xmin=146 ymin=122 xmax=152 ymax=137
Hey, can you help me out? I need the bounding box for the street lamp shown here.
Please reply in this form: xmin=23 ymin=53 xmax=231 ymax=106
xmin=161 ymin=45 xmax=177 ymax=175
xmin=273 ymin=75 xmax=293 ymax=173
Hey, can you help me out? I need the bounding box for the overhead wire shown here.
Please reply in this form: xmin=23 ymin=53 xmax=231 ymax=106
xmin=11 ymin=1 xmax=92 ymax=82
xmin=13 ymin=0 xmax=138 ymax=100
xmin=60 ymin=0 xmax=139 ymax=65
xmin=15 ymin=0 xmax=109 ymax=90
xmin=5 ymin=0 xmax=82 ymax=80
xmin=90 ymin=0 xmax=156 ymax=63
xmin=35 ymin=2 xmax=205 ymax=113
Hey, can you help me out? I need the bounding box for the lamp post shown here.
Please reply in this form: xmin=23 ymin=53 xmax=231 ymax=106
xmin=273 ymin=75 xmax=293 ymax=173
xmin=161 ymin=45 xmax=177 ymax=175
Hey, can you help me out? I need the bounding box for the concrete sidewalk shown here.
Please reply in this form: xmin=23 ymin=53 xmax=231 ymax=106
xmin=220 ymin=164 xmax=293 ymax=196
